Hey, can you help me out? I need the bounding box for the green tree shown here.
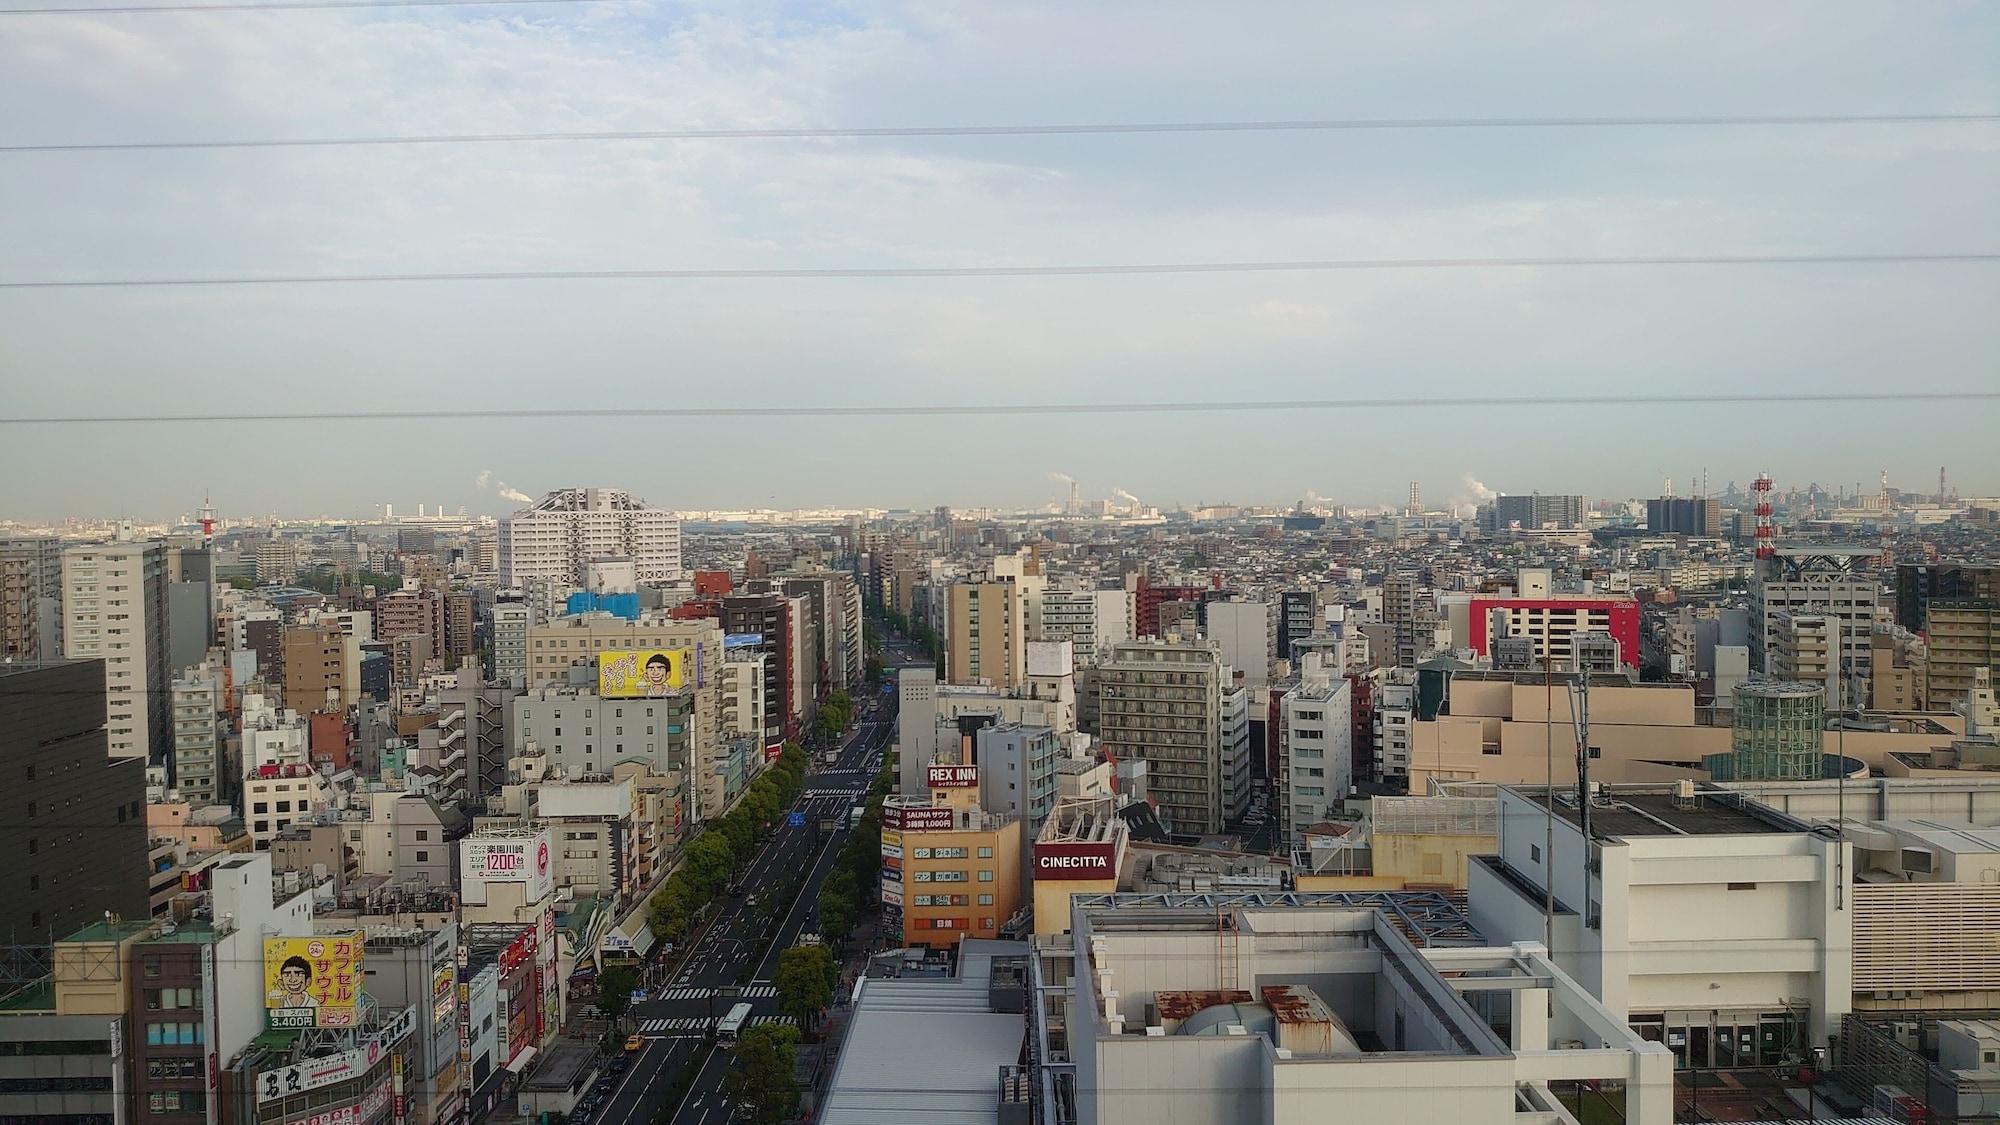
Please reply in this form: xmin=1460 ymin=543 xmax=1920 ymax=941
xmin=865 ymin=654 xmax=886 ymax=687
xmin=817 ymin=869 xmax=859 ymax=939
xmin=773 ymin=943 xmax=838 ymax=1029
xmin=597 ymin=965 xmax=639 ymax=1025
xmin=685 ymin=832 xmax=735 ymax=897
xmin=724 ymin=1023 xmax=801 ymax=1124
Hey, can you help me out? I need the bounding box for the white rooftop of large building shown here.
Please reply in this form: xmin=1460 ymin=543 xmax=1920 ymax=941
xmin=819 ymin=939 xmax=1027 ymax=1125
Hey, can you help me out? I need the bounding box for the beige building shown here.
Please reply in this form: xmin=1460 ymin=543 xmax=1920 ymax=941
xmin=281 ymin=623 xmax=358 ymax=713
xmin=1408 ymin=670 xmax=1963 ymax=791
xmin=1096 ymin=637 xmax=1226 ymax=835
xmin=1869 ymin=626 xmax=1930 ymax=712
xmin=946 ymin=579 xmax=1026 ymax=688
xmin=881 ymin=784 xmax=1024 ymax=949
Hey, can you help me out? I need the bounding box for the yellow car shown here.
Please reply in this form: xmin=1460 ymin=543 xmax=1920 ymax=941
xmin=623 ymin=1034 xmax=645 ymax=1052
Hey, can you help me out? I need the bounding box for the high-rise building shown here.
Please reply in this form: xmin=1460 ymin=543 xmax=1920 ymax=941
xmin=1750 ymin=547 xmax=1880 ymax=683
xmin=1278 ymin=589 xmax=1318 ymax=662
xmin=0 ymin=535 xmax=65 ymax=661
xmin=280 ymin=623 xmax=353 ymax=713
xmin=1205 ymin=598 xmax=1274 ymax=689
xmin=946 ymin=580 xmax=1026 ymax=689
xmin=1030 ymin=586 xmax=1132 ymax=667
xmin=61 ymin=537 xmax=171 ymax=766
xmin=1279 ymin=655 xmax=1354 ymax=844
xmin=1646 ymin=496 xmax=1723 ymax=537
xmin=491 ymin=599 xmax=534 ymax=687
xmin=377 ymin=583 xmax=445 ymax=653
xmin=253 ymin=536 xmax=299 ymax=584
xmin=0 ymin=660 xmax=149 ymax=939
xmin=1096 ymin=638 xmax=1226 ymax=835
xmin=163 ymin=542 xmax=214 ymax=674
xmin=170 ymin=662 xmax=222 ymax=807
xmin=1896 ymin=561 xmax=2000 ymax=711
xmin=500 ymin=487 xmax=682 ymax=586
xmin=1488 ymin=493 xmax=1586 ymax=531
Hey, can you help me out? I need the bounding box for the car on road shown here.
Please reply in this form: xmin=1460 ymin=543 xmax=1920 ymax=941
xmin=623 ymin=1034 xmax=645 ymax=1051
xmin=604 ymin=1055 xmax=629 ymax=1073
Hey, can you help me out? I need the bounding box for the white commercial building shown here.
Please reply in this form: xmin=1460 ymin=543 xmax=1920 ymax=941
xmin=61 ymin=536 xmax=170 ymax=762
xmin=500 ymin=488 xmax=682 ymax=587
xmin=1468 ymin=784 xmax=1850 ymax=1069
xmin=1063 ymin=895 xmax=1673 ymax=1125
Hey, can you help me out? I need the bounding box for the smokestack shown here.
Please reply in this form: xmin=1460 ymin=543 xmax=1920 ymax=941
xmin=1070 ymin=480 xmax=1080 ymax=515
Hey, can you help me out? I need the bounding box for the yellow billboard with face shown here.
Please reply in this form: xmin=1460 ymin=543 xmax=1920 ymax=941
xmin=597 ymin=649 xmax=688 ymax=698
xmin=265 ymin=933 xmax=364 ymax=1029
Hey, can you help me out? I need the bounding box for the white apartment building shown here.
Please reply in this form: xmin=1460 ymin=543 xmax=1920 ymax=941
xmin=491 ymin=600 xmax=534 ymax=687
xmin=720 ymin=652 xmax=767 ymax=744
xmin=61 ymin=536 xmax=170 ymax=762
xmin=238 ymin=694 xmax=344 ymax=847
xmin=1219 ymin=682 xmax=1254 ymax=821
xmin=1279 ymin=656 xmax=1354 ymax=843
xmin=514 ymin=684 xmax=682 ymax=775
xmin=1030 ymin=586 xmax=1133 ymax=667
xmin=1374 ymin=675 xmax=1415 ymax=784
xmin=1468 ymin=784 xmax=1850 ymax=1068
xmin=1205 ymin=598 xmax=1274 ymax=689
xmin=500 ymin=488 xmax=682 ymax=586
xmin=170 ymin=662 xmax=222 ymax=808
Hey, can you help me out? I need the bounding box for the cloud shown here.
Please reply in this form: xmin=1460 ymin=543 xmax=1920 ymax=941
xmin=497 ymin=484 xmax=533 ymax=505
xmin=474 ymin=470 xmax=492 ymax=489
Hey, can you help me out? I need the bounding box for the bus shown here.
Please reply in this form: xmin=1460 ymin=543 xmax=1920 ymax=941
xmin=716 ymin=1002 xmax=753 ymax=1046
xmin=849 ymin=804 xmax=865 ymax=829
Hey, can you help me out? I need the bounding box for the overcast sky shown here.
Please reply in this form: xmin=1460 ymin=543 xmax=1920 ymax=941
xmin=2 ymin=1 xmax=1996 ymax=521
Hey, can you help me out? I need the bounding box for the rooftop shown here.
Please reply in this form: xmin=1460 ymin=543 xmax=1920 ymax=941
xmin=60 ymin=920 xmax=155 ymax=945
xmin=1516 ymin=785 xmax=1804 ymax=838
xmin=821 ymin=939 xmax=1028 ymax=1125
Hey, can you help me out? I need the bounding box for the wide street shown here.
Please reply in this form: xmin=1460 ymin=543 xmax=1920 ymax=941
xmin=591 ymin=708 xmax=891 ymax=1125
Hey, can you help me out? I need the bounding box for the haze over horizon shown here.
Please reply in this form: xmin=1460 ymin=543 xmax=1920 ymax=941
xmin=4 ymin=2 xmax=1997 ymax=520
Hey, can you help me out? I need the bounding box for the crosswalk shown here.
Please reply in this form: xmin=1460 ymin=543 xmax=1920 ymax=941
xmin=654 ymin=984 xmax=777 ymax=1001
xmin=637 ymin=1014 xmax=796 ymax=1037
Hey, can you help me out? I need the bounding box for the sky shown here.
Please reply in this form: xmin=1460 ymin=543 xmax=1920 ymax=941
xmin=1 ymin=1 xmax=1997 ymax=521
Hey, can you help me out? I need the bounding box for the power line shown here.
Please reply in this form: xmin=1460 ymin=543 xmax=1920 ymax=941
xmin=1 ymin=0 xmax=605 ymax=13
xmin=1 ymin=390 xmax=1993 ymax=427
xmin=7 ymin=112 xmax=1998 ymax=152
xmin=3 ymin=250 xmax=1994 ymax=290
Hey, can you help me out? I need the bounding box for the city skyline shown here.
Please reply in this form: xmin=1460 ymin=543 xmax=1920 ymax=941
xmin=4 ymin=460 xmax=1989 ymax=530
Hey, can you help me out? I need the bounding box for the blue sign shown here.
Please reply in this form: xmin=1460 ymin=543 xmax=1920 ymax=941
xmin=787 ymin=811 xmax=806 ymax=828
xmin=724 ymin=633 xmax=764 ymax=649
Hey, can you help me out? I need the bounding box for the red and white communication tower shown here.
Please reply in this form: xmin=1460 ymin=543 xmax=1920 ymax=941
xmin=199 ymin=494 xmax=216 ymax=546
xmin=1752 ymin=474 xmax=1775 ymax=560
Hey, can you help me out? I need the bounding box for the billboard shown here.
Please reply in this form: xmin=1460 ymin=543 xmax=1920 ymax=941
xmin=431 ymin=963 xmax=457 ymax=1029
xmin=264 ymin=933 xmax=364 ymax=1029
xmin=892 ymin=806 xmax=955 ymax=833
xmin=723 ymin=632 xmax=763 ymax=649
xmin=1033 ymin=841 xmax=1119 ymax=881
xmin=596 ymin=649 xmax=688 ymax=698
xmin=926 ymin=764 xmax=979 ymax=788
xmin=461 ymin=830 xmax=554 ymax=906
